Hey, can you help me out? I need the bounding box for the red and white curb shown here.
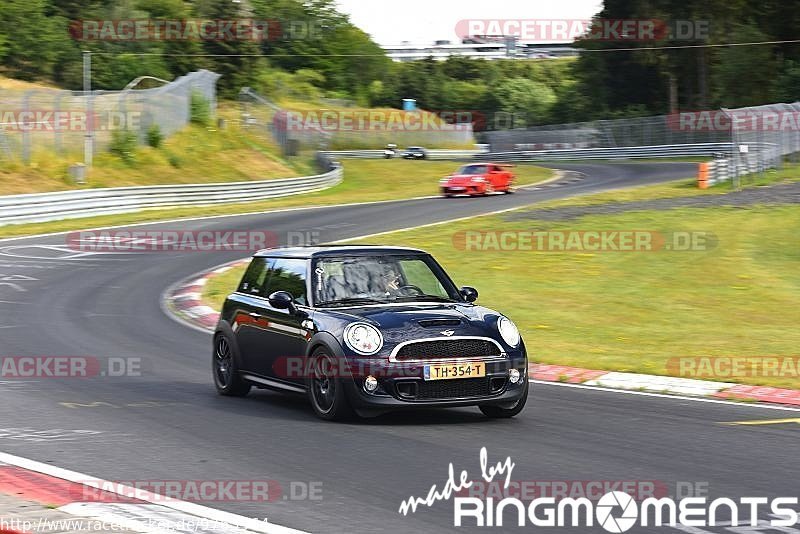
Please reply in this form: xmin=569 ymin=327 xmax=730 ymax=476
xmin=163 ymin=259 xmax=249 ymax=332
xmin=0 ymin=452 xmax=306 ymax=534
xmin=163 ymin=266 xmax=800 ymax=409
xmin=531 ymin=364 xmax=800 ymax=407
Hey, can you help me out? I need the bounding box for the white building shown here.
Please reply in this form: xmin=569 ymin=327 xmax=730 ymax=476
xmin=382 ymin=37 xmax=580 ymax=62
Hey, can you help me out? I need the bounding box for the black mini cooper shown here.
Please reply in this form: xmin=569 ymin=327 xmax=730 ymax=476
xmin=213 ymin=246 xmax=528 ymax=421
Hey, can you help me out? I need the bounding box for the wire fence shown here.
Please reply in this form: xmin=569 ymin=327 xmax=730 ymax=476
xmin=0 ymin=70 xmax=220 ymax=164
xmin=485 ymin=103 xmax=800 ymax=185
xmin=484 ymin=114 xmax=731 ymax=152
xmin=722 ymin=103 xmax=800 ymax=184
xmin=238 ymin=87 xmax=475 ymax=161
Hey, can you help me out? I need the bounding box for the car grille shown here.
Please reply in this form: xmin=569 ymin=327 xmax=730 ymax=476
xmin=415 ymin=378 xmax=498 ymax=400
xmin=394 ymin=339 xmax=501 ymax=361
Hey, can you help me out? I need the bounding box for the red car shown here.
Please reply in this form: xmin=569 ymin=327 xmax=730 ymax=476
xmin=440 ymin=163 xmax=516 ymax=197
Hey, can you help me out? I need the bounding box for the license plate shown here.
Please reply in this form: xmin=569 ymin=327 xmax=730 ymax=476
xmin=424 ymin=362 xmax=486 ymax=381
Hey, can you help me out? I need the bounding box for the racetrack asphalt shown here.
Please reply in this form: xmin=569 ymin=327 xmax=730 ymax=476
xmin=0 ymin=161 xmax=797 ymax=534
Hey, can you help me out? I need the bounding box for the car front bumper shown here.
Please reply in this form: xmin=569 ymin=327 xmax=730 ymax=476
xmin=442 ymin=186 xmax=481 ymax=196
xmin=341 ymin=356 xmax=528 ymax=410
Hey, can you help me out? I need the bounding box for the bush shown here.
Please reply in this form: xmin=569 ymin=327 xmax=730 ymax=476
xmin=167 ymin=152 xmax=182 ymax=168
xmin=146 ymin=124 xmax=163 ymax=148
xmin=190 ymin=91 xmax=211 ymax=126
xmin=109 ymin=129 xmax=138 ymax=164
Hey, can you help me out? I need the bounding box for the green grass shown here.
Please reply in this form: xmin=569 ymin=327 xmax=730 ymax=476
xmin=204 ymin=267 xmax=247 ymax=312
xmin=0 ymin=104 xmax=314 ymax=195
xmin=0 ymin=160 xmax=553 ymax=239
xmin=344 ymin=204 xmax=800 ymax=389
xmin=533 ymin=162 xmax=800 ymax=210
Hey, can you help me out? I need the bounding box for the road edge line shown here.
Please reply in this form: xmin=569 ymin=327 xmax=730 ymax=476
xmin=0 ymin=451 xmax=308 ymax=534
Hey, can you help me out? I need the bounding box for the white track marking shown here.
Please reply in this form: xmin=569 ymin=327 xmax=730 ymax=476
xmin=333 ymin=203 xmax=535 ymax=243
xmin=0 ymin=171 xmax=565 ymax=244
xmin=0 ymin=451 xmax=308 ymax=534
xmin=0 ymin=244 xmax=110 ymax=260
xmin=530 ymin=380 xmax=800 ymax=412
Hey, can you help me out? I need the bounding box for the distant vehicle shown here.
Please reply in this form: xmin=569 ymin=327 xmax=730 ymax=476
xmin=440 ymin=163 xmax=516 ymax=197
xmin=212 ymin=246 xmax=528 ymax=421
xmin=384 ymin=143 xmax=398 ymax=159
xmin=401 ymin=146 xmax=427 ymax=160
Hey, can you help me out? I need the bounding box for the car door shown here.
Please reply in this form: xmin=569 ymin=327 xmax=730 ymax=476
xmin=247 ymin=258 xmax=311 ymax=385
xmin=233 ymin=257 xmax=275 ymax=374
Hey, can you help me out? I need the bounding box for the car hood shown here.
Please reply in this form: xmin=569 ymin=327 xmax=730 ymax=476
xmin=444 ymin=174 xmax=484 ymax=184
xmin=316 ymin=302 xmax=504 ymax=348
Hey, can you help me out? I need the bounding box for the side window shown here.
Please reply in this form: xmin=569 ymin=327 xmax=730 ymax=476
xmin=398 ymin=259 xmax=449 ymax=298
xmin=238 ymin=258 xmax=273 ymax=295
xmin=265 ymin=259 xmax=308 ymax=305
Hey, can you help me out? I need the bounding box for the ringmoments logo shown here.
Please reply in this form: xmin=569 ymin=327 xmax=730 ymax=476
xmin=398 ymin=448 xmax=799 ymax=531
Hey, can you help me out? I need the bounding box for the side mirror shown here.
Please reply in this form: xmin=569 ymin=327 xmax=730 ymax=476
xmin=460 ymin=286 xmax=478 ymax=303
xmin=269 ymin=291 xmax=295 ymax=312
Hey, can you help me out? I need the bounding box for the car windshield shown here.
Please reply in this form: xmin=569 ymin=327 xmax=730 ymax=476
xmin=314 ymin=255 xmax=460 ymax=306
xmin=457 ymin=165 xmax=488 ymax=175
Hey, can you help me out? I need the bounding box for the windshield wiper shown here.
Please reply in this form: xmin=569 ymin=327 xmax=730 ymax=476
xmin=317 ymin=297 xmax=387 ymax=307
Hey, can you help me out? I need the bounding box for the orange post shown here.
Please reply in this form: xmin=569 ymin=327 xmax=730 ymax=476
xmin=697 ymin=162 xmax=709 ymax=189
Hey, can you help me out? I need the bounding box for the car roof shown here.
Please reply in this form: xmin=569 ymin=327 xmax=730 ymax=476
xmin=253 ymin=245 xmax=428 ymax=259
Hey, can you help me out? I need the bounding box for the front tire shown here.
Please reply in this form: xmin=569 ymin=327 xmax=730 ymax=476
xmin=307 ymin=348 xmax=355 ymax=421
xmin=213 ymin=333 xmax=251 ymax=397
xmin=479 ymin=381 xmax=528 ymax=418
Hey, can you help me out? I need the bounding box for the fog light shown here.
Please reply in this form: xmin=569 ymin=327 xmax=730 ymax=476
xmin=508 ymin=369 xmax=521 ymax=384
xmin=364 ymin=375 xmax=378 ymax=392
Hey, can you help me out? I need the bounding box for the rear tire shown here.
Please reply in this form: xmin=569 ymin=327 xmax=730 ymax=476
xmin=307 ymin=348 xmax=355 ymax=421
xmin=213 ymin=333 xmax=251 ymax=397
xmin=479 ymin=381 xmax=528 ymax=418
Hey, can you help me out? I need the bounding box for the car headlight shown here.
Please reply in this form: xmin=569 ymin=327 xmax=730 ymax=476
xmin=440 ymin=178 xmax=450 ymax=184
xmin=344 ymin=323 xmax=383 ymax=355
xmin=498 ymin=317 xmax=520 ymax=347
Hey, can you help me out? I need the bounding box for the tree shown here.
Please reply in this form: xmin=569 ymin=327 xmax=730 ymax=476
xmin=494 ymin=78 xmax=557 ymax=126
xmin=0 ymin=0 xmax=72 ymax=80
xmin=714 ymin=24 xmax=777 ymax=107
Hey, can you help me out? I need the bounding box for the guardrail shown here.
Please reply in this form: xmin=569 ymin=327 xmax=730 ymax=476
xmin=0 ymin=164 xmax=343 ymax=226
xmin=320 ymin=149 xmax=485 ymax=160
xmin=322 ymin=143 xmax=737 ymax=162
xmin=697 ymin=157 xmax=767 ymax=188
xmin=474 ymin=143 xmax=737 ymax=162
